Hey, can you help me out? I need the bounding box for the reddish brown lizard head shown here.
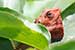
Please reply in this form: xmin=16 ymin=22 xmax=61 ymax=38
xmin=35 ymin=8 xmax=64 ymax=43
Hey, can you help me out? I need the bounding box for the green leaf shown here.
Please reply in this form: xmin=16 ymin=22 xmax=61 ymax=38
xmin=0 ymin=37 xmax=13 ymax=50
xmin=24 ymin=21 xmax=51 ymax=42
xmin=51 ymin=40 xmax=75 ymax=50
xmin=0 ymin=7 xmax=49 ymax=50
xmin=61 ymin=2 xmax=75 ymax=19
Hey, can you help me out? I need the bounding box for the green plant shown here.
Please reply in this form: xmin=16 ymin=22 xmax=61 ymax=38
xmin=0 ymin=0 xmax=75 ymax=50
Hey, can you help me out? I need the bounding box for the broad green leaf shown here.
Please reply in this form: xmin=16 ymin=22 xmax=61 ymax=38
xmin=61 ymin=2 xmax=75 ymax=19
xmin=24 ymin=21 xmax=51 ymax=43
xmin=0 ymin=37 xmax=13 ymax=50
xmin=51 ymin=40 xmax=75 ymax=50
xmin=0 ymin=7 xmax=49 ymax=50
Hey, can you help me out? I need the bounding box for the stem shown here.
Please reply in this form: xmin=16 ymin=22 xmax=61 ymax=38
xmin=10 ymin=39 xmax=16 ymax=49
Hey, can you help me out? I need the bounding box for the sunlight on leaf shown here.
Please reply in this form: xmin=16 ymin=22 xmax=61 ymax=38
xmin=0 ymin=7 xmax=48 ymax=50
xmin=24 ymin=20 xmax=51 ymax=43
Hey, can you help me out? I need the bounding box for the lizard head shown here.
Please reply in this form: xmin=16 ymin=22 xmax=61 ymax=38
xmin=35 ymin=8 xmax=61 ymax=26
xmin=35 ymin=8 xmax=64 ymax=43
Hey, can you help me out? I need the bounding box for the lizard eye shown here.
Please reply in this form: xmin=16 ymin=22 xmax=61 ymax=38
xmin=46 ymin=12 xmax=53 ymax=18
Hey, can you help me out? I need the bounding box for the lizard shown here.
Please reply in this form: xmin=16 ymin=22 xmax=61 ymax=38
xmin=15 ymin=8 xmax=64 ymax=50
xmin=35 ymin=8 xmax=64 ymax=43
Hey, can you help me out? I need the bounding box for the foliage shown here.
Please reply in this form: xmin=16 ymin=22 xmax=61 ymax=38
xmin=0 ymin=0 xmax=75 ymax=50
